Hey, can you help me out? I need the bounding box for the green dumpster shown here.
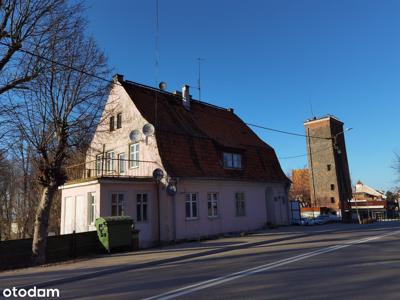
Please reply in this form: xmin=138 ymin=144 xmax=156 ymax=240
xmin=95 ymin=216 xmax=134 ymax=253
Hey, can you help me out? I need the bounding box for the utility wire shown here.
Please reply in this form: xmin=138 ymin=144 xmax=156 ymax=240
xmin=0 ymin=40 xmax=343 ymax=142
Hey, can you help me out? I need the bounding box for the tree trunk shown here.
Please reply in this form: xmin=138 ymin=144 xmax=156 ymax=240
xmin=32 ymin=185 xmax=58 ymax=265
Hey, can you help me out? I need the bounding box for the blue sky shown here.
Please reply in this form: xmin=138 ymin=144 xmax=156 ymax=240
xmin=85 ymin=0 xmax=400 ymax=191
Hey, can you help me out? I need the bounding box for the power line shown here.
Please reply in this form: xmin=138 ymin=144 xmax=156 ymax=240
xmin=0 ymin=41 xmax=344 ymax=142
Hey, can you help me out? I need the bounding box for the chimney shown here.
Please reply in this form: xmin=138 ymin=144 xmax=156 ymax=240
xmin=182 ymin=84 xmax=191 ymax=110
xmin=113 ymin=74 xmax=124 ymax=83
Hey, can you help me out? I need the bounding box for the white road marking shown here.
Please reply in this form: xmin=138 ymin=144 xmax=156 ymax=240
xmin=142 ymin=230 xmax=400 ymax=300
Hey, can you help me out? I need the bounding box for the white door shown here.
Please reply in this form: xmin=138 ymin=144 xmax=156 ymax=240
xmin=64 ymin=197 xmax=74 ymax=234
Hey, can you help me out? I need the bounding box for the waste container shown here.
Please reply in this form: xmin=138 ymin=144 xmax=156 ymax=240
xmin=132 ymin=229 xmax=140 ymax=250
xmin=95 ymin=216 xmax=134 ymax=253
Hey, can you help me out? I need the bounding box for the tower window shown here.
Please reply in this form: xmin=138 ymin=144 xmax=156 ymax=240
xmin=331 ymin=184 xmax=335 ymax=191
xmin=327 ymin=164 xmax=331 ymax=171
xmin=331 ymin=197 xmax=335 ymax=203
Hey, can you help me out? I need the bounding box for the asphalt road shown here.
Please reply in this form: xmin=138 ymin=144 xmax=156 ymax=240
xmin=2 ymin=222 xmax=400 ymax=299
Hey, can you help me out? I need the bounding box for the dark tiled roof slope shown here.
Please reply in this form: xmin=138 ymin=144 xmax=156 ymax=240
xmin=122 ymin=81 xmax=289 ymax=183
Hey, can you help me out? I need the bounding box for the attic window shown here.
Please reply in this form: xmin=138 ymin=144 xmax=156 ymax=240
xmin=110 ymin=116 xmax=115 ymax=132
xmin=116 ymin=113 xmax=122 ymax=129
xmin=223 ymin=153 xmax=242 ymax=169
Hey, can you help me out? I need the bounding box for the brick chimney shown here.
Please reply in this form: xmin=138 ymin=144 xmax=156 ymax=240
xmin=182 ymin=84 xmax=191 ymax=110
xmin=113 ymin=74 xmax=124 ymax=83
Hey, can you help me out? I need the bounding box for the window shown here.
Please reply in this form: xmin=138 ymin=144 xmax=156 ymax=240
xmin=331 ymin=197 xmax=335 ymax=203
xmin=110 ymin=116 xmax=115 ymax=132
xmin=207 ymin=193 xmax=218 ymax=218
xmin=223 ymin=152 xmax=242 ymax=169
xmin=327 ymin=164 xmax=331 ymax=171
xmin=117 ymin=113 xmax=122 ymax=129
xmin=129 ymin=143 xmax=139 ymax=168
xmin=136 ymin=193 xmax=148 ymax=222
xmin=185 ymin=193 xmax=198 ymax=219
xmin=235 ymin=192 xmax=246 ymax=216
xmin=330 ymin=184 xmax=335 ymax=191
xmin=106 ymin=151 xmax=115 ymax=173
xmin=118 ymin=153 xmax=125 ymax=175
xmin=96 ymin=154 xmax=102 ymax=175
xmin=87 ymin=192 xmax=96 ymax=225
xmin=111 ymin=193 xmax=124 ymax=216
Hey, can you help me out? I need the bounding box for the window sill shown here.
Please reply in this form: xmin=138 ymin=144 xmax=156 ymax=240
xmin=185 ymin=217 xmax=199 ymax=221
xmin=208 ymin=216 xmax=219 ymax=219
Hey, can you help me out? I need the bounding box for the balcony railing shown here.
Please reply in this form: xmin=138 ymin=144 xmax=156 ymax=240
xmin=65 ymin=158 xmax=161 ymax=182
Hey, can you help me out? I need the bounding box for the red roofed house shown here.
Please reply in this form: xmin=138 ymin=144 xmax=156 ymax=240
xmin=60 ymin=75 xmax=291 ymax=247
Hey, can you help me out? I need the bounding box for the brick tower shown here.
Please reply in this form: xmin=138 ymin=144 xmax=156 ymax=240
xmin=304 ymin=116 xmax=352 ymax=219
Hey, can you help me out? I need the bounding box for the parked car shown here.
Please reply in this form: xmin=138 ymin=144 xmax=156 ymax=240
xmin=300 ymin=218 xmax=315 ymax=226
xmin=314 ymin=215 xmax=330 ymax=225
xmin=328 ymin=214 xmax=341 ymax=222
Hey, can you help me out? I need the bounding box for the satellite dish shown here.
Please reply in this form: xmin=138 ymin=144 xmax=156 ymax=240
xmin=153 ymin=168 xmax=164 ymax=182
xmin=166 ymin=182 xmax=177 ymax=196
xmin=143 ymin=123 xmax=155 ymax=137
xmin=129 ymin=130 xmax=142 ymax=143
xmin=159 ymin=81 xmax=167 ymax=90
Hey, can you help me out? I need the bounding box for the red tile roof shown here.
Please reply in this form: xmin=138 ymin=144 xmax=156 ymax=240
xmin=122 ymin=81 xmax=289 ymax=183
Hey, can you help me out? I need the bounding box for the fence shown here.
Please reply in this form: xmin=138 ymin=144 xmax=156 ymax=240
xmin=0 ymin=231 xmax=101 ymax=270
xmin=66 ymin=158 xmax=160 ymax=182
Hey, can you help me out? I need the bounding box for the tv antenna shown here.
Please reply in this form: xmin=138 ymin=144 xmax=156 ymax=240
xmin=197 ymin=58 xmax=204 ymax=100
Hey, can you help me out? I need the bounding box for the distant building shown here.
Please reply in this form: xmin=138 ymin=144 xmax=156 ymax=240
xmin=351 ymin=181 xmax=387 ymax=220
xmin=304 ymin=116 xmax=352 ymax=218
xmin=289 ymin=168 xmax=311 ymax=207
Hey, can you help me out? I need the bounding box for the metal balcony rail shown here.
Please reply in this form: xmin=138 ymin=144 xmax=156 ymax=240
xmin=66 ymin=158 xmax=161 ymax=181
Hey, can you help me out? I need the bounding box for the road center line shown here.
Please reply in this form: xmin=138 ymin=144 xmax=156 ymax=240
xmin=142 ymin=230 xmax=400 ymax=300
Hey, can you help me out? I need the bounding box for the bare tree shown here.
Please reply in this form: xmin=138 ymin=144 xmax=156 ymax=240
xmin=0 ymin=0 xmax=71 ymax=95
xmin=5 ymin=4 xmax=109 ymax=263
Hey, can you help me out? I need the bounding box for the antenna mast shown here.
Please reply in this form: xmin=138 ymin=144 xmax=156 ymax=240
xmin=197 ymin=58 xmax=204 ymax=100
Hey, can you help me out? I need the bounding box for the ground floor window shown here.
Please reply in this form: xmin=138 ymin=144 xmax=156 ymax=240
xmin=87 ymin=192 xmax=96 ymax=225
xmin=111 ymin=193 xmax=124 ymax=216
xmin=136 ymin=193 xmax=148 ymax=221
xmin=235 ymin=192 xmax=246 ymax=216
xmin=207 ymin=193 xmax=218 ymax=217
xmin=185 ymin=193 xmax=198 ymax=219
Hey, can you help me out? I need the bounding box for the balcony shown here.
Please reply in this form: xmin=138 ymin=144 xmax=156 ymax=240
xmin=65 ymin=158 xmax=161 ymax=183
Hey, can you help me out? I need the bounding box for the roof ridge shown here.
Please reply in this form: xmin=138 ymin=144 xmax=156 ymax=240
xmin=123 ymin=80 xmax=232 ymax=113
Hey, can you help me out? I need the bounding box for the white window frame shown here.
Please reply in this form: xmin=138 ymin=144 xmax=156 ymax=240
xmin=129 ymin=143 xmax=139 ymax=168
xmin=118 ymin=153 xmax=125 ymax=175
xmin=136 ymin=193 xmax=148 ymax=222
xmin=207 ymin=193 xmax=219 ymax=218
xmin=96 ymin=154 xmax=102 ymax=176
xmin=87 ymin=192 xmax=96 ymax=226
xmin=111 ymin=193 xmax=125 ymax=216
xmin=223 ymin=152 xmax=242 ymax=169
xmin=106 ymin=151 xmax=115 ymax=174
xmin=185 ymin=193 xmax=198 ymax=220
xmin=235 ymin=192 xmax=246 ymax=217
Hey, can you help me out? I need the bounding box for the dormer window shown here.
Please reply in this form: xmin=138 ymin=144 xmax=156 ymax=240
xmin=223 ymin=152 xmax=242 ymax=169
